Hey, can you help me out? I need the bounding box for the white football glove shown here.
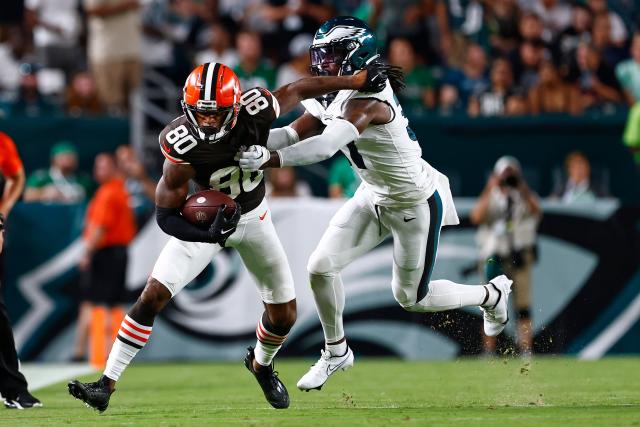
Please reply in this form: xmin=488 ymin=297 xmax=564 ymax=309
xmin=238 ymin=145 xmax=270 ymax=171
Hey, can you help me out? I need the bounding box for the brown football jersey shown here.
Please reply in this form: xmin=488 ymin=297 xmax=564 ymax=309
xmin=159 ymin=87 xmax=280 ymax=213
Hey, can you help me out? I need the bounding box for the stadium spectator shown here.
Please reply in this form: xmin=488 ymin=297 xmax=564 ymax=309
xmin=276 ymin=33 xmax=313 ymax=88
xmin=78 ymin=153 xmax=136 ymax=368
xmin=24 ymin=0 xmax=82 ymax=80
xmin=470 ymin=155 xmax=541 ymax=358
xmin=388 ymin=37 xmax=439 ymax=112
xmin=528 ymin=60 xmax=581 ymax=115
xmin=84 ymin=0 xmax=142 ymax=114
xmin=485 ymin=0 xmax=521 ymax=57
xmin=591 ymin=13 xmax=626 ymax=68
xmin=0 ymin=132 xmax=41 ymax=409
xmin=551 ymin=151 xmax=609 ymax=202
xmin=195 ymin=23 xmax=239 ymax=68
xmin=527 ymin=0 xmax=571 ymax=43
xmin=24 ymin=141 xmax=93 ymax=204
xmin=468 ymin=57 xmax=525 ymax=117
xmin=587 ymin=0 xmax=628 ymax=46
xmin=65 ymin=71 xmax=104 ymax=116
xmin=511 ymin=39 xmax=545 ymax=92
xmin=554 ymin=4 xmax=592 ymax=72
xmin=266 ymin=167 xmax=311 ymax=198
xmin=440 ymin=43 xmax=489 ymax=114
xmin=328 ymin=155 xmax=360 ymax=199
xmin=369 ymin=0 xmax=445 ymax=62
xmin=250 ymin=0 xmax=334 ymax=63
xmin=518 ymin=12 xmax=545 ymax=44
xmin=617 ymin=32 xmax=640 ymax=106
xmin=233 ymin=30 xmax=276 ymax=90
xmin=8 ymin=64 xmax=61 ymax=117
xmin=0 ymin=26 xmax=28 ymax=95
xmin=568 ymin=42 xmax=623 ymax=112
xmin=115 ymin=144 xmax=157 ymax=226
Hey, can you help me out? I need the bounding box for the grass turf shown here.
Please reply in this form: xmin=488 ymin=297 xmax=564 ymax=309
xmin=1 ymin=357 xmax=639 ymax=426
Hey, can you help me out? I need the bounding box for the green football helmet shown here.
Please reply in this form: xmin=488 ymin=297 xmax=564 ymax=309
xmin=310 ymin=16 xmax=379 ymax=77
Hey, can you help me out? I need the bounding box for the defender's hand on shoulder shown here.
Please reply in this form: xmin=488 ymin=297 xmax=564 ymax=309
xmin=239 ymin=145 xmax=270 ymax=171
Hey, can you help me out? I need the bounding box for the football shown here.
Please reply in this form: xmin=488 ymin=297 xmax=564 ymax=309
xmin=181 ymin=189 xmax=236 ymax=228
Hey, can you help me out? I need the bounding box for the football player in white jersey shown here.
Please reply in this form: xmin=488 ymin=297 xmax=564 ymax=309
xmin=239 ymin=16 xmax=513 ymax=391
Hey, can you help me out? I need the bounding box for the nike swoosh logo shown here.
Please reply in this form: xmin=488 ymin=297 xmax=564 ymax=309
xmin=220 ymin=227 xmax=235 ymax=235
xmin=403 ymin=217 xmax=416 ymax=222
xmin=259 ymin=211 xmax=267 ymax=220
xmin=326 ymin=357 xmax=349 ymax=375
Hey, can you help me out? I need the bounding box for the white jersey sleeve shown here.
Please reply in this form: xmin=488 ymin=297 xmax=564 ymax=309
xmin=301 ymin=81 xmax=444 ymax=208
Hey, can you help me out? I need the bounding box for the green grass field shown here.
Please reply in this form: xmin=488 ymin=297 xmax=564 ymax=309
xmin=1 ymin=357 xmax=639 ymax=426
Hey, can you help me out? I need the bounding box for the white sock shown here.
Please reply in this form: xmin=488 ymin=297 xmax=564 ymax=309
xmin=482 ymin=283 xmax=500 ymax=308
xmin=254 ymin=318 xmax=287 ymax=367
xmin=103 ymin=315 xmax=152 ymax=381
xmin=413 ymin=280 xmax=488 ymax=312
xmin=326 ymin=341 xmax=348 ymax=357
xmin=309 ymin=272 xmax=345 ymax=344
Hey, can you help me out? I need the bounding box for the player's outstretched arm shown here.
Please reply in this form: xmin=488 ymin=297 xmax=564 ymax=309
xmin=240 ymin=98 xmax=391 ymax=170
xmin=272 ymin=62 xmax=389 ymax=115
xmin=266 ymin=112 xmax=324 ymax=150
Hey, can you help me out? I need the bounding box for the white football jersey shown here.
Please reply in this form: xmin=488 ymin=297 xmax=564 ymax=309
xmin=302 ymin=81 xmax=438 ymax=207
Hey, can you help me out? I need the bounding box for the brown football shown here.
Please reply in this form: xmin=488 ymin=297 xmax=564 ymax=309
xmin=181 ymin=189 xmax=236 ymax=228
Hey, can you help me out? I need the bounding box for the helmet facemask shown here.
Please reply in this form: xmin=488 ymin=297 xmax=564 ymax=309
xmin=182 ymin=98 xmax=238 ymax=143
xmin=310 ymin=41 xmax=359 ymax=107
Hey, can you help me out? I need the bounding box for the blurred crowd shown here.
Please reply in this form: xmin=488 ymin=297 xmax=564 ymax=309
xmin=1 ymin=0 xmax=640 ymax=117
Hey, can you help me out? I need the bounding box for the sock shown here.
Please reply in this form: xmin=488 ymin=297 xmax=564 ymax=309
xmin=254 ymin=314 xmax=288 ymax=367
xmin=326 ymin=340 xmax=347 ymax=356
xmin=412 ymin=280 xmax=488 ymax=312
xmin=103 ymin=315 xmax=152 ymax=381
xmin=309 ymin=272 xmax=346 ymax=344
xmin=482 ymin=283 xmax=500 ymax=308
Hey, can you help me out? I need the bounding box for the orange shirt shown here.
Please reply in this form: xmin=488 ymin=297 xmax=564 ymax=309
xmin=84 ymin=177 xmax=136 ymax=248
xmin=0 ymin=132 xmax=23 ymax=177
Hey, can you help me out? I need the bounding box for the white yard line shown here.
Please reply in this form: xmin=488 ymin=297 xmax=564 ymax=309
xmin=20 ymin=363 xmax=97 ymax=392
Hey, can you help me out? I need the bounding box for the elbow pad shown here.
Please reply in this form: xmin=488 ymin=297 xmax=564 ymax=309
xmin=277 ymin=119 xmax=359 ymax=167
xmin=267 ymin=126 xmax=300 ymax=150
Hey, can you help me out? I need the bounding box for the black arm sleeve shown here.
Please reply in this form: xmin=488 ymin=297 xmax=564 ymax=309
xmin=156 ymin=206 xmax=213 ymax=243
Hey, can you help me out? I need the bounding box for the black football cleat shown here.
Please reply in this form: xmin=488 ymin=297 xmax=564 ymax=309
xmin=244 ymin=346 xmax=289 ymax=409
xmin=68 ymin=375 xmax=114 ymax=413
xmin=4 ymin=390 xmax=43 ymax=409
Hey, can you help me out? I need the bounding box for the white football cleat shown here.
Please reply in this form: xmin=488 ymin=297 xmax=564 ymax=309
xmin=297 ymin=347 xmax=354 ymax=391
xmin=480 ymin=275 xmax=513 ymax=337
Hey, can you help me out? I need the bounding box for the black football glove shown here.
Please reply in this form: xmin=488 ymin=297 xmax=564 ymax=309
xmin=361 ymin=61 xmax=406 ymax=93
xmin=208 ymin=204 xmax=241 ymax=245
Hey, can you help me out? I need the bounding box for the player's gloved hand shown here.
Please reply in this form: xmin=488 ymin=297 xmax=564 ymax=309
xmin=208 ymin=203 xmax=241 ymax=245
xmin=360 ymin=61 xmax=406 ymax=93
xmin=238 ymin=145 xmax=270 ymax=171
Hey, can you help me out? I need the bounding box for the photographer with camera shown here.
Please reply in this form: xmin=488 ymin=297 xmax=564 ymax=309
xmin=470 ymin=156 xmax=541 ymax=358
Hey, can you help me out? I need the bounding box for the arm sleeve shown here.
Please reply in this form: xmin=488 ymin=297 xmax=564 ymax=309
xmin=156 ymin=206 xmax=213 ymax=243
xmin=266 ymin=126 xmax=299 ymax=150
xmin=277 ymin=119 xmax=359 ymax=167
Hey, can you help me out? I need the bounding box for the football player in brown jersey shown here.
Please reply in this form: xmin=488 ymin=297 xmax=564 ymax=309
xmin=68 ymin=61 xmax=390 ymax=411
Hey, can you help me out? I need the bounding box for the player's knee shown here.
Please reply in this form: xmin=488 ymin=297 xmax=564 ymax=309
xmin=307 ymin=250 xmax=335 ymax=277
xmin=138 ymin=277 xmax=172 ymax=314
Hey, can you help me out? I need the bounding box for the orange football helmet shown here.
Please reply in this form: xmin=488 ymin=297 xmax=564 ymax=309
xmin=182 ymin=63 xmax=242 ymax=142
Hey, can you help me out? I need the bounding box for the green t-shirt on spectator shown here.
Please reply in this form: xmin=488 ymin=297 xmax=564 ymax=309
xmin=234 ymin=61 xmax=277 ymax=91
xmin=329 ymin=155 xmax=360 ymax=198
xmin=397 ymin=66 xmax=439 ymax=113
xmin=26 ymin=168 xmax=93 ymax=203
xmin=616 ymin=59 xmax=640 ymax=102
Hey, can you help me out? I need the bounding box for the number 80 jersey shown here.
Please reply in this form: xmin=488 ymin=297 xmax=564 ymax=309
xmin=159 ymin=87 xmax=280 ymax=213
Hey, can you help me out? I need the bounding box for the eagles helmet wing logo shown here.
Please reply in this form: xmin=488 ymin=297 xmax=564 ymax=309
xmin=313 ymin=25 xmax=367 ymax=45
